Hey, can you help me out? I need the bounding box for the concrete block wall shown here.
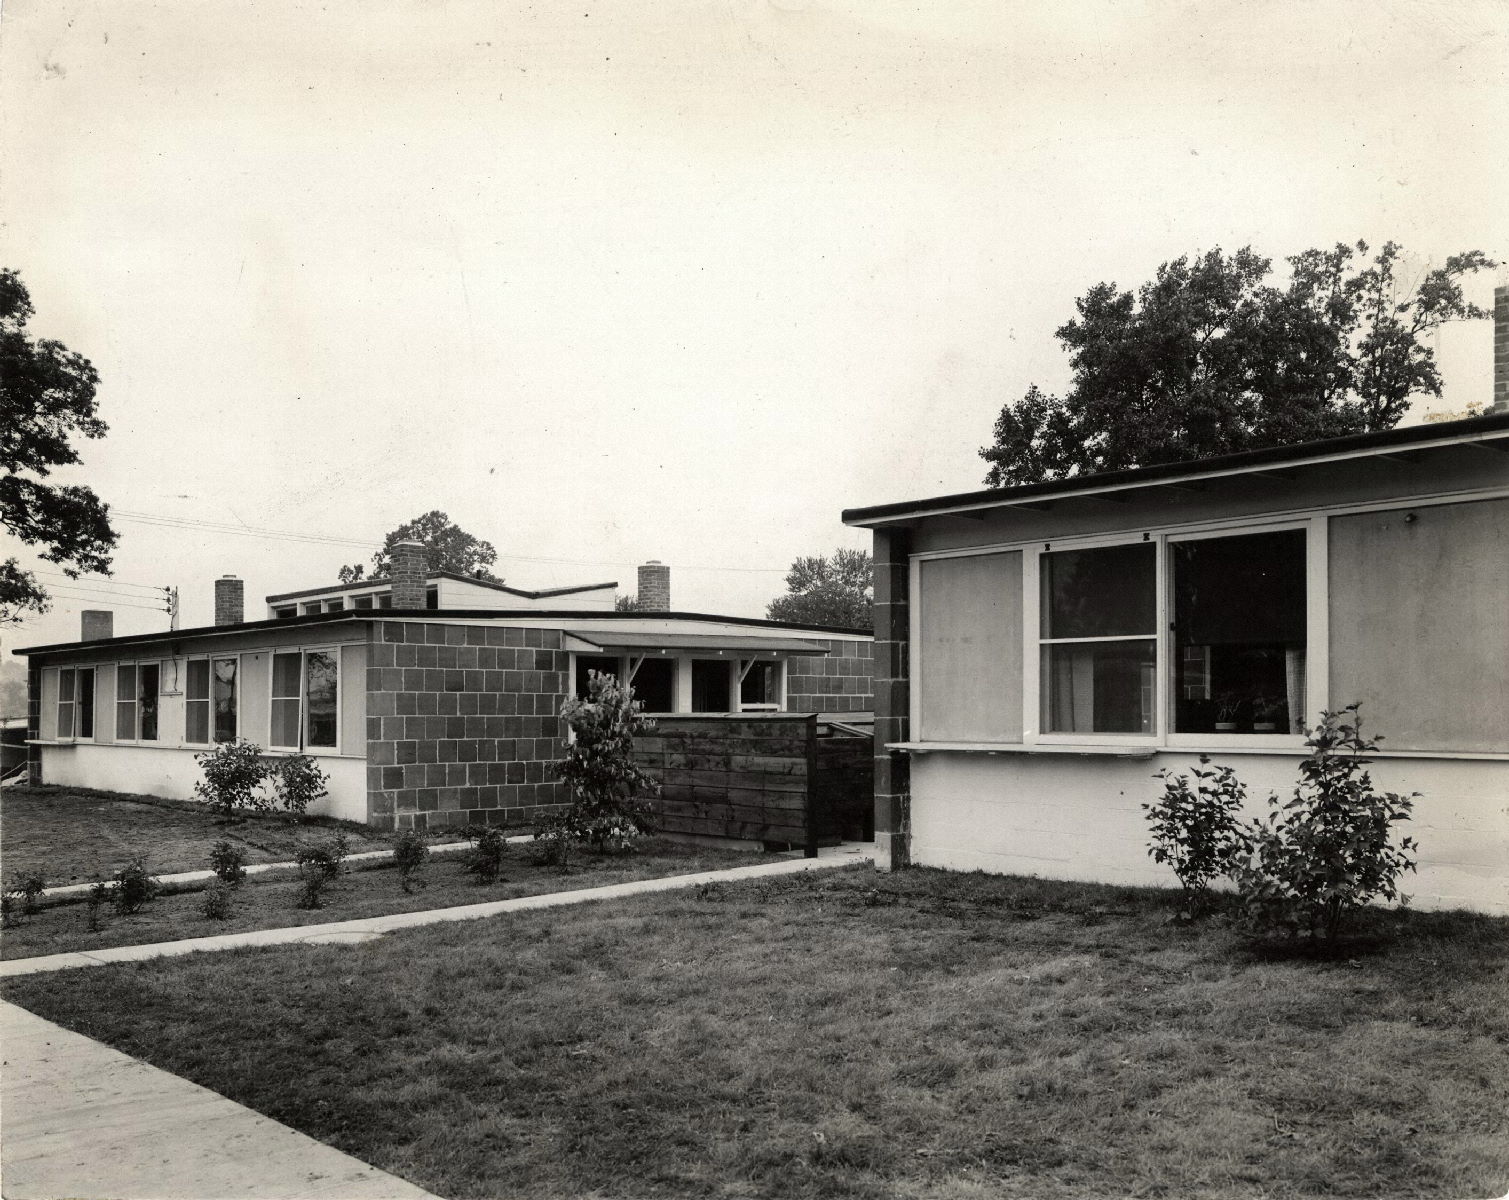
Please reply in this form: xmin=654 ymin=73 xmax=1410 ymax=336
xmin=365 ymin=621 xmax=570 ymax=831
xmin=872 ymin=528 xmax=912 ymax=870
xmin=785 ymin=639 xmax=874 ymax=713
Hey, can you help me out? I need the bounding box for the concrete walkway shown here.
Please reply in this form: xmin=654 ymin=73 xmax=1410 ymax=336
xmin=1 ymin=844 xmax=873 ymax=977
xmin=0 ymin=1000 xmax=443 ymax=1200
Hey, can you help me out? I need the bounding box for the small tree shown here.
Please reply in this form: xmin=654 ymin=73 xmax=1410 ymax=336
xmin=1232 ymin=706 xmax=1418 ymax=941
xmin=194 ymin=739 xmax=268 ymax=818
xmin=1145 ymin=758 xmax=1248 ymax=915
xmin=271 ymin=754 xmax=329 ymax=818
xmin=391 ymin=829 xmax=430 ymax=893
xmin=550 ymin=671 xmax=660 ymax=862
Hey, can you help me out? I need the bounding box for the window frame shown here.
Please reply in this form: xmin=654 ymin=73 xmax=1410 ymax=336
xmin=184 ymin=653 xmax=241 ymax=746
xmin=909 ymin=513 xmax=1327 ymax=751
xmin=267 ymin=645 xmax=343 ymax=755
xmin=568 ymin=651 xmax=790 ymax=715
xmin=57 ymin=665 xmax=97 ymax=742
xmin=113 ymin=660 xmax=163 ymax=743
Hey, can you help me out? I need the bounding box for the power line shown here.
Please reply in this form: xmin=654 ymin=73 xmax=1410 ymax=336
xmin=48 ymin=592 xmax=171 ymax=614
xmin=31 ymin=571 xmax=168 ymax=597
xmin=111 ymin=509 xmax=793 ymax=574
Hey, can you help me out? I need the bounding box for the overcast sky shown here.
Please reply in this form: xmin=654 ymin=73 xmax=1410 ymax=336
xmin=2 ymin=0 xmax=1506 ymax=652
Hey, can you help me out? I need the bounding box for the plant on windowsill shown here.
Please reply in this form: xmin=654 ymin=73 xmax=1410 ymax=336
xmin=1213 ymin=692 xmax=1243 ymax=733
xmin=1252 ymin=695 xmax=1286 ymax=733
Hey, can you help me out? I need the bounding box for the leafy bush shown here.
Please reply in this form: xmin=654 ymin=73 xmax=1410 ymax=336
xmin=0 ymin=893 xmax=14 ymax=928
xmin=208 ymin=839 xmax=248 ymax=887
xmin=86 ymin=879 xmax=112 ymax=931
xmin=194 ymin=739 xmax=269 ymax=817
xmin=391 ymin=829 xmax=430 ymax=893
xmin=550 ymin=670 xmax=660 ymax=861
xmin=111 ymin=858 xmax=160 ymax=914
xmin=297 ymin=865 xmax=331 ymax=910
xmin=200 ymin=879 xmax=234 ymax=920
xmin=463 ymin=824 xmax=509 ymax=883
xmin=1145 ymin=757 xmax=1247 ymax=914
xmin=295 ymin=832 xmax=350 ymax=881
xmin=1230 ymin=706 xmax=1418 ymax=941
xmin=6 ymin=870 xmax=47 ymax=916
xmin=272 ymin=754 xmax=329 ymax=818
xmin=528 ymin=818 xmax=574 ymax=872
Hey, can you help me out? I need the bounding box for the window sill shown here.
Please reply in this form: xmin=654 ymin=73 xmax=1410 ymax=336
xmin=887 ymin=741 xmax=1509 ymax=762
xmin=887 ymin=742 xmax=1156 ymax=759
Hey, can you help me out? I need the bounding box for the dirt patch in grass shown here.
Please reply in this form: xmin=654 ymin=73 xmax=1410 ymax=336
xmin=6 ymin=867 xmax=1506 ymax=1200
xmin=0 ymin=837 xmax=783 ymax=959
xmin=0 ymin=785 xmax=395 ymax=885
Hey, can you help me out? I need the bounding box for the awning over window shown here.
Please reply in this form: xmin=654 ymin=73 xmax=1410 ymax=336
xmin=563 ymin=631 xmax=831 ymax=655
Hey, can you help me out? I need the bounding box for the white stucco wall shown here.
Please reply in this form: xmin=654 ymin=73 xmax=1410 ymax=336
xmin=37 ymin=744 xmax=369 ymax=824
xmin=908 ymin=751 xmax=1509 ymax=915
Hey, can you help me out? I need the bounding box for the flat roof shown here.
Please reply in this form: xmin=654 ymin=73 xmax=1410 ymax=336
xmin=841 ymin=412 xmax=1509 ymax=527
xmin=13 ymin=609 xmax=871 ymax=657
xmin=266 ymin=570 xmax=618 ymax=603
xmin=569 ymin=631 xmax=831 ymax=655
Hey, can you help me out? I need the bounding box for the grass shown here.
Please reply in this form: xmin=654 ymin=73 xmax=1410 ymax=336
xmin=0 ymin=784 xmax=394 ymax=885
xmin=5 ymin=867 xmax=1506 ymax=1200
xmin=0 ymin=836 xmax=785 ymax=959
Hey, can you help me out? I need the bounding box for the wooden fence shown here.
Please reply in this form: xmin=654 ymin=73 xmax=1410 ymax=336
xmin=633 ymin=714 xmax=872 ymax=855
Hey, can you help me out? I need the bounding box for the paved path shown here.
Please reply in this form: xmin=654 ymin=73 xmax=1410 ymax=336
xmin=0 ymin=1000 xmax=443 ymax=1199
xmin=1 ymin=845 xmax=873 ymax=977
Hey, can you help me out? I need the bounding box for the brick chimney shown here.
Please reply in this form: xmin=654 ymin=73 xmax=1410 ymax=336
xmin=1492 ymin=285 xmax=1508 ymax=415
xmin=391 ymin=540 xmax=427 ymax=609
xmin=637 ymin=561 xmax=670 ymax=612
xmin=214 ymin=576 xmax=244 ymax=626
xmin=81 ymin=610 xmax=113 ymax=641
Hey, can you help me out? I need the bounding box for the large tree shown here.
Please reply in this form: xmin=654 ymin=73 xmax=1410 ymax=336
xmin=339 ymin=510 xmax=499 ymax=583
xmin=0 ymin=269 xmax=117 ymax=625
xmin=766 ymin=548 xmax=872 ymax=629
xmin=980 ymin=241 xmax=1496 ymax=487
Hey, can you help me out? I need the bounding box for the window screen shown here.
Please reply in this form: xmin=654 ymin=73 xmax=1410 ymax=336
xmin=186 ymin=659 xmax=210 ymax=743
xmin=271 ymin=652 xmax=302 ymax=747
xmin=116 ymin=665 xmax=138 ymax=740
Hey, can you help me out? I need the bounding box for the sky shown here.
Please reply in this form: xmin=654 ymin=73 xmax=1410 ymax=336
xmin=2 ymin=0 xmax=1507 ymax=655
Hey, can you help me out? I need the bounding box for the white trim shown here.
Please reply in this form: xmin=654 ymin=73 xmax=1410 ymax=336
xmin=1307 ymin=514 xmax=1330 ymax=721
xmin=267 ymin=644 xmax=343 ymax=755
xmin=905 ymin=486 xmax=1509 ymax=562
xmin=885 ymin=741 xmax=1509 ymax=762
xmin=183 ymin=652 xmax=242 ymax=746
xmin=111 ymin=659 xmax=164 ymax=745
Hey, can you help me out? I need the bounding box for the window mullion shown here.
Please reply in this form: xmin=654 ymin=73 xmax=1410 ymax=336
xmin=1155 ymin=533 xmax=1169 ymax=745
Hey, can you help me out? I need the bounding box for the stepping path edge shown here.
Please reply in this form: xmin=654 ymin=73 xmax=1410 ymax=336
xmin=0 ymin=847 xmax=874 ymax=978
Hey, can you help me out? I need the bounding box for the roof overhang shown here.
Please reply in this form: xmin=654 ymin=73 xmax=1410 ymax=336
xmin=842 ymin=413 xmax=1509 ymax=529
xmin=564 ymin=631 xmax=830 ymax=656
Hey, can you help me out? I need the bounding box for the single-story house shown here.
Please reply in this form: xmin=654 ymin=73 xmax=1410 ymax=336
xmin=17 ymin=551 xmax=873 ymax=831
xmin=844 ymin=411 xmax=1509 ymax=915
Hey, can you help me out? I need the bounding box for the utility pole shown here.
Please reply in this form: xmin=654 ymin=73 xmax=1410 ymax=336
xmin=167 ymin=586 xmax=180 ymax=630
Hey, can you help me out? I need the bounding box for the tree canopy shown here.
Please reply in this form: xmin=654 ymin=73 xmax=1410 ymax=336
xmin=980 ymin=241 xmax=1497 ymax=487
xmin=339 ymin=510 xmax=499 ymax=583
xmin=0 ymin=268 xmax=118 ymax=625
xmin=766 ymin=548 xmax=872 ymax=629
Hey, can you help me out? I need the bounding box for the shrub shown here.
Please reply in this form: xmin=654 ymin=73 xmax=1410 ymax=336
xmin=297 ymin=865 xmax=331 ymax=910
xmin=6 ymin=870 xmax=47 ymax=916
xmin=0 ymin=893 xmax=14 ymax=928
xmin=272 ymin=755 xmax=329 ymax=818
xmin=296 ymin=832 xmax=350 ymax=881
xmin=1231 ymin=706 xmax=1418 ymax=942
xmin=528 ymin=817 xmax=574 ymax=872
xmin=552 ymin=670 xmax=660 ymax=858
xmin=463 ymin=824 xmax=509 ymax=883
xmin=194 ymin=739 xmax=269 ymax=817
xmin=200 ymin=879 xmax=234 ymax=920
xmin=392 ymin=829 xmax=430 ymax=893
xmin=208 ymin=839 xmax=249 ymax=887
xmin=111 ymin=858 xmax=160 ymax=914
xmin=1145 ymin=757 xmax=1247 ymax=914
xmin=85 ymin=878 xmax=112 ymax=931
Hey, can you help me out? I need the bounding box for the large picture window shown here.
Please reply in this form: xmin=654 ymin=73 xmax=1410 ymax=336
xmin=1040 ymin=543 xmax=1156 ymax=734
xmin=57 ymin=667 xmax=95 ymax=740
xmin=270 ymin=649 xmax=340 ymax=751
xmin=114 ymin=663 xmax=161 ymax=741
xmin=1172 ymin=529 xmax=1306 ymax=734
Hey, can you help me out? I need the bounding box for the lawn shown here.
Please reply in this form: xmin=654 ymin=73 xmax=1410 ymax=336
xmin=0 ymin=784 xmax=395 ymax=885
xmin=5 ymin=867 xmax=1506 ymax=1200
xmin=0 ymin=836 xmax=784 ymax=959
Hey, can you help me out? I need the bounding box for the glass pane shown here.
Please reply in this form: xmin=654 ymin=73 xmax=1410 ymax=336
xmin=116 ymin=699 xmax=138 ymax=740
xmin=271 ymin=698 xmax=301 ymax=748
xmin=1042 ymin=543 xmax=1155 ymax=638
xmin=691 ymin=659 xmax=731 ymax=713
xmin=326 ymin=600 xmax=344 ymax=612
xmin=59 ymin=669 xmax=75 ymax=702
xmin=377 ymin=593 xmax=392 ymax=608
xmin=212 ymin=658 xmax=237 ymax=742
xmin=77 ymin=670 xmax=94 ymax=737
xmin=1042 ymin=640 xmax=1156 ymax=734
xmin=58 ymin=701 xmax=74 ymax=739
xmin=352 ymin=595 xmax=374 ymax=609
xmin=186 ymin=700 xmax=209 ymax=744
xmin=1173 ymin=530 xmax=1306 ymax=734
xmin=116 ymin=665 xmax=136 ymax=700
xmin=187 ymin=659 xmax=209 ymax=701
xmin=139 ymin=664 xmax=159 ymax=741
xmin=632 ymin=658 xmax=675 ymax=714
xmin=272 ymin=652 xmax=302 ymax=700
xmin=305 ymin=651 xmax=338 ymax=747
xmin=575 ymin=655 xmax=620 ymax=700
xmin=740 ymin=661 xmax=778 ymax=706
